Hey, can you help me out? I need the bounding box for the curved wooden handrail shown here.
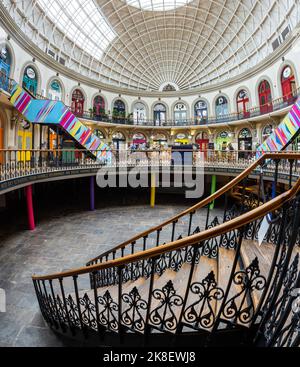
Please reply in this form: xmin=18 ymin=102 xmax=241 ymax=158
xmin=32 ymin=153 xmax=300 ymax=281
xmin=86 ymin=152 xmax=300 ymax=264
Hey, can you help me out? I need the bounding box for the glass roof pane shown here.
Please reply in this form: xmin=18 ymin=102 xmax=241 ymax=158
xmin=37 ymin=0 xmax=116 ymax=59
xmin=124 ymin=0 xmax=194 ymax=11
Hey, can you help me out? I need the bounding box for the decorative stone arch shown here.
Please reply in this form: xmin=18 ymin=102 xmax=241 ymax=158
xmin=93 ymin=128 xmax=106 ymax=139
xmin=171 ymin=99 xmax=190 ymax=120
xmin=0 ymin=39 xmax=16 ymax=79
xmin=237 ymin=126 xmax=253 ymax=139
xmin=69 ymin=85 xmax=88 ymax=110
xmin=91 ymin=92 xmax=108 ymax=112
xmin=132 ymin=131 xmax=148 ymax=141
xmin=191 ymin=97 xmax=211 ymax=118
xmin=46 ymin=76 xmax=66 ymax=103
xmin=151 ymin=100 xmax=169 ymax=121
xmin=212 ymin=92 xmax=231 ymax=116
xmin=131 ymin=99 xmax=149 ymax=120
xmin=255 ymin=75 xmax=275 ymax=106
xmin=233 ymin=86 xmax=252 ymax=113
xmin=111 ymin=96 xmax=128 ymax=115
xmin=19 ymin=61 xmax=42 ymax=95
xmin=277 ymin=60 xmax=299 ymax=97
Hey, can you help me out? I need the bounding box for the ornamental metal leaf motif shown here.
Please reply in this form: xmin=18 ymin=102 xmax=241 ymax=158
xmin=183 ymin=271 xmax=224 ymax=329
xmin=121 ymin=287 xmax=148 ymax=333
xmin=97 ymin=290 xmax=118 ymax=331
xmin=202 ymin=216 xmax=220 ymax=258
xmin=79 ymin=293 xmax=97 ymax=330
xmin=222 ymin=257 xmax=266 ymax=324
xmin=149 ymin=280 xmax=183 ymax=331
xmin=66 ymin=294 xmax=80 ymax=328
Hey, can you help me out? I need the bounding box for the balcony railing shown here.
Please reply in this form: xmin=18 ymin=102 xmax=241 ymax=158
xmin=1 ymin=72 xmax=299 ymax=127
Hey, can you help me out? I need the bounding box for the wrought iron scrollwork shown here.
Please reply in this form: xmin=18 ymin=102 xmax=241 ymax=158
xmin=183 ymin=271 xmax=224 ymax=330
xmin=222 ymin=257 xmax=266 ymax=325
xmin=149 ymin=280 xmax=183 ymax=331
xmin=202 ymin=217 xmax=220 ymax=258
xmin=121 ymin=287 xmax=148 ymax=333
xmin=79 ymin=293 xmax=97 ymax=330
xmin=97 ymin=290 xmax=119 ymax=331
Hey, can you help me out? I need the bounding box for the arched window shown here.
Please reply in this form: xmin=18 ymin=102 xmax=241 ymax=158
xmin=258 ymin=80 xmax=273 ymax=114
xmin=113 ymin=99 xmax=126 ymax=123
xmin=0 ymin=45 xmax=12 ymax=92
xmin=71 ymin=89 xmax=85 ymax=117
xmin=22 ymin=66 xmax=38 ymax=96
xmin=153 ymin=103 xmax=166 ymax=126
xmin=236 ymin=90 xmax=250 ymax=118
xmin=215 ymin=96 xmax=229 ymax=118
xmin=281 ymin=66 xmax=296 ymax=102
xmin=194 ymin=100 xmax=208 ymax=124
xmin=112 ymin=131 xmax=126 ymax=150
xmin=93 ymin=96 xmax=105 ymax=120
xmin=133 ymin=102 xmax=146 ymax=124
xmin=48 ymin=80 xmax=63 ymax=101
xmin=174 ymin=103 xmax=187 ymax=125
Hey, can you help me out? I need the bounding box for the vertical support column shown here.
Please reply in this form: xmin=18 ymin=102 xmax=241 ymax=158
xmin=150 ymin=172 xmax=156 ymax=208
xmin=209 ymin=175 xmax=217 ymax=210
xmin=90 ymin=176 xmax=95 ymax=211
xmin=25 ymin=185 xmax=35 ymax=230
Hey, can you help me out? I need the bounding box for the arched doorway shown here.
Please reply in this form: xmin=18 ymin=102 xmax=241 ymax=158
xmin=22 ymin=66 xmax=38 ymax=96
xmin=151 ymin=133 xmax=168 ymax=147
xmin=71 ymin=89 xmax=85 ymax=117
xmin=194 ymin=100 xmax=208 ymax=124
xmin=153 ymin=103 xmax=166 ymax=126
xmin=236 ymin=89 xmax=250 ymax=118
xmin=174 ymin=103 xmax=187 ymax=125
xmin=133 ymin=102 xmax=146 ymax=125
xmin=195 ymin=132 xmax=209 ymax=158
xmin=0 ymin=45 xmax=12 ymax=92
xmin=48 ymin=80 xmax=63 ymax=101
xmin=93 ymin=95 xmax=105 ymax=121
xmin=258 ymin=80 xmax=273 ymax=114
xmin=113 ymin=100 xmax=126 ymax=123
xmin=215 ymin=96 xmax=229 ymax=120
xmin=238 ymin=128 xmax=252 ymax=158
xmin=281 ymin=66 xmax=296 ymax=102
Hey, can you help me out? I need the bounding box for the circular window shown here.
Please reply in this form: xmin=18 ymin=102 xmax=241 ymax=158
xmin=26 ymin=67 xmax=36 ymax=79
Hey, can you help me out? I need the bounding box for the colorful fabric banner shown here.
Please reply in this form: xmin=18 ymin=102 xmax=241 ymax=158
xmin=257 ymin=98 xmax=300 ymax=156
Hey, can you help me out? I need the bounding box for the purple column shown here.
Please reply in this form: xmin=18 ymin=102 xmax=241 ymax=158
xmin=90 ymin=176 xmax=95 ymax=211
xmin=25 ymin=185 xmax=35 ymax=230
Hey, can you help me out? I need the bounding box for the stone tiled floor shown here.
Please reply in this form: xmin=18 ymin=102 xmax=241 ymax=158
xmin=0 ymin=202 xmax=222 ymax=347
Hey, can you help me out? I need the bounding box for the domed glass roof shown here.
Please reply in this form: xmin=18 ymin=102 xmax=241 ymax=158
xmin=2 ymin=0 xmax=300 ymax=92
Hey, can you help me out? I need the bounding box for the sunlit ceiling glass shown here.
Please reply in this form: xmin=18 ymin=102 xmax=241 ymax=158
xmin=124 ymin=0 xmax=194 ymax=11
xmin=37 ymin=0 xmax=116 ymax=59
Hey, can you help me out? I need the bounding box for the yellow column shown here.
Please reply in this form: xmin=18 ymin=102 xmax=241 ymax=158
xmin=150 ymin=172 xmax=156 ymax=208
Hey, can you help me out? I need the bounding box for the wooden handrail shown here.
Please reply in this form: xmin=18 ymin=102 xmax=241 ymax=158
xmin=32 ymin=153 xmax=300 ymax=281
xmin=87 ymin=152 xmax=300 ymax=263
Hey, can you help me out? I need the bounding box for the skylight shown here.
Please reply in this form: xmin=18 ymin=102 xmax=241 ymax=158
xmin=124 ymin=0 xmax=194 ymax=11
xmin=37 ymin=0 xmax=116 ymax=59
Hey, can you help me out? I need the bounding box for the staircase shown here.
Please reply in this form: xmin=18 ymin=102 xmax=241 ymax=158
xmin=31 ymin=152 xmax=300 ymax=347
xmin=9 ymin=82 xmax=110 ymax=162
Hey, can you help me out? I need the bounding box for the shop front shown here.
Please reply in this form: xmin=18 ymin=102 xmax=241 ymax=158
xmin=215 ymin=131 xmax=233 ymax=151
xmin=238 ymin=128 xmax=252 ymax=158
xmin=174 ymin=133 xmax=191 ymax=145
xmin=132 ymin=133 xmax=147 ymax=148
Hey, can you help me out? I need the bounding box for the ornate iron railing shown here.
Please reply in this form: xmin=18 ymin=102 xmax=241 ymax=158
xmin=31 ymin=153 xmax=300 ymax=346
